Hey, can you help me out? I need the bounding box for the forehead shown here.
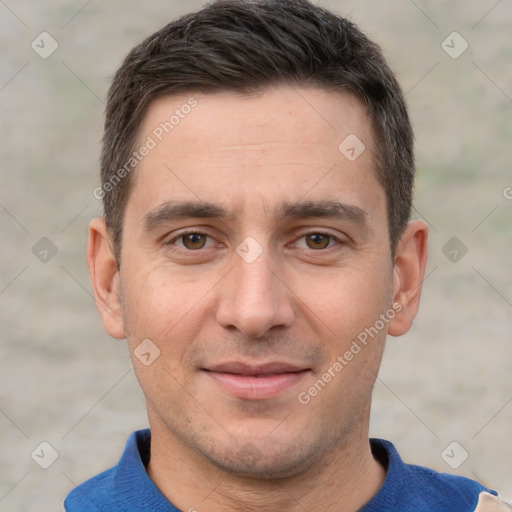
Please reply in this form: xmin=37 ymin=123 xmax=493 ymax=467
xmin=140 ymin=86 xmax=374 ymax=155
xmin=128 ymin=86 xmax=384 ymax=223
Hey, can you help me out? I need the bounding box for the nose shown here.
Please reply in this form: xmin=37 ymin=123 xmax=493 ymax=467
xmin=215 ymin=241 xmax=295 ymax=339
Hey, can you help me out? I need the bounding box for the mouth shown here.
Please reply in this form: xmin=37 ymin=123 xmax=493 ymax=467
xmin=202 ymin=362 xmax=311 ymax=400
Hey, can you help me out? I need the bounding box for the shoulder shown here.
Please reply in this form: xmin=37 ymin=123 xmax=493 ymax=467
xmin=367 ymin=439 xmax=511 ymax=512
xmin=64 ymin=466 xmax=117 ymax=511
xmin=63 ymin=429 xmax=162 ymax=512
xmin=405 ymin=461 xmax=501 ymax=511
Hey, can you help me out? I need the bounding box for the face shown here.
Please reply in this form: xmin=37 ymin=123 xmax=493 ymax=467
xmin=90 ymin=86 xmax=426 ymax=478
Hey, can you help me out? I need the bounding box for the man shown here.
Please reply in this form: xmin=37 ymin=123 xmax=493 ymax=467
xmin=65 ymin=0 xmax=510 ymax=510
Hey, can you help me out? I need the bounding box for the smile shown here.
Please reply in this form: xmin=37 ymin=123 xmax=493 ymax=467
xmin=202 ymin=362 xmax=311 ymax=400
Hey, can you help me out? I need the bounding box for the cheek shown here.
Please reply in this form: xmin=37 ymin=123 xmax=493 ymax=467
xmin=294 ymin=264 xmax=393 ymax=341
xmin=122 ymin=267 xmax=205 ymax=409
xmin=120 ymin=264 xmax=205 ymax=361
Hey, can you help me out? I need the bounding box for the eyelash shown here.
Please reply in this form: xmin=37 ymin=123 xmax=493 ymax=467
xmin=166 ymin=229 xmax=344 ymax=252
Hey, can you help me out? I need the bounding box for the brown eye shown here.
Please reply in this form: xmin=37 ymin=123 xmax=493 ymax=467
xmin=305 ymin=233 xmax=331 ymax=249
xmin=182 ymin=233 xmax=207 ymax=250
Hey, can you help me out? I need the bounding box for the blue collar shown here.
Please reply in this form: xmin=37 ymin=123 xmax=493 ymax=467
xmin=65 ymin=428 xmax=494 ymax=512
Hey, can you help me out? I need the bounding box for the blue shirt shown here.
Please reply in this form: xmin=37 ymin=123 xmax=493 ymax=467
xmin=64 ymin=429 xmax=500 ymax=511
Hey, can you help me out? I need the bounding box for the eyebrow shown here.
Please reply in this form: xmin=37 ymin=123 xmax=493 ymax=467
xmin=141 ymin=199 xmax=368 ymax=232
xmin=277 ymin=200 xmax=367 ymax=224
xmin=142 ymin=201 xmax=228 ymax=231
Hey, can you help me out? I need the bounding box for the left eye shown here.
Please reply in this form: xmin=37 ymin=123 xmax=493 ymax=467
xmin=296 ymin=233 xmax=338 ymax=250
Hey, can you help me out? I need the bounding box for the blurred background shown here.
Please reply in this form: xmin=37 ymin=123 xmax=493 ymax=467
xmin=0 ymin=0 xmax=511 ymax=510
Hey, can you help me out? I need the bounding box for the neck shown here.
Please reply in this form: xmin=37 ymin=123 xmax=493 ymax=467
xmin=146 ymin=415 xmax=386 ymax=512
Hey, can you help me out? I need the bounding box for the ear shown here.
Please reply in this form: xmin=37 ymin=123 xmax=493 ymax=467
xmin=387 ymin=220 xmax=428 ymax=337
xmin=87 ymin=217 xmax=126 ymax=339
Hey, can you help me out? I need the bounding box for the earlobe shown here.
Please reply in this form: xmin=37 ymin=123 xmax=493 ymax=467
xmin=87 ymin=218 xmax=126 ymax=339
xmin=388 ymin=220 xmax=428 ymax=337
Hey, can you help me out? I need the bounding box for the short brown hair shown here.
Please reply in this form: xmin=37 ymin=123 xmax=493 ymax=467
xmin=101 ymin=0 xmax=414 ymax=264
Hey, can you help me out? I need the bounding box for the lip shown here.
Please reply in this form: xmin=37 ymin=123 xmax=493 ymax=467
xmin=203 ymin=361 xmax=311 ymax=400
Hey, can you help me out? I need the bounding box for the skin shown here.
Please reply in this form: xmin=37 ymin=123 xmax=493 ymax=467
xmin=88 ymin=86 xmax=428 ymax=512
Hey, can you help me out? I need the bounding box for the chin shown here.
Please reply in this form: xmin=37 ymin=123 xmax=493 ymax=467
xmin=201 ymin=435 xmax=324 ymax=480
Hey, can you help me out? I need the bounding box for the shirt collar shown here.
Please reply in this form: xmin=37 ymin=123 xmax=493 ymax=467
xmin=112 ymin=429 xmax=179 ymax=511
xmin=115 ymin=431 xmax=404 ymax=511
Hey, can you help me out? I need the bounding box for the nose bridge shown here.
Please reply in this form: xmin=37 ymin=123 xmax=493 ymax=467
xmin=235 ymin=247 xmax=275 ymax=305
xmin=215 ymin=238 xmax=294 ymax=338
